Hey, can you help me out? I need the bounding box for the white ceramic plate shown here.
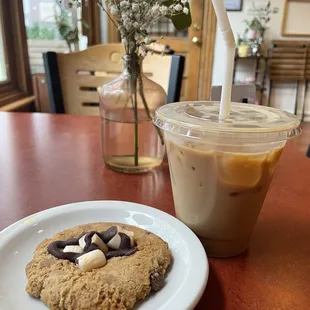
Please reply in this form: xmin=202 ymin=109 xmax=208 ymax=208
xmin=0 ymin=201 xmax=208 ymax=310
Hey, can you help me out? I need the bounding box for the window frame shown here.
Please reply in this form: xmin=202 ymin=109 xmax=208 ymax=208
xmin=0 ymin=0 xmax=32 ymax=107
xmin=82 ymin=0 xmax=101 ymax=46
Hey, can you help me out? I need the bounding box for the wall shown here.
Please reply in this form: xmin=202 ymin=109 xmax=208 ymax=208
xmin=212 ymin=0 xmax=310 ymax=121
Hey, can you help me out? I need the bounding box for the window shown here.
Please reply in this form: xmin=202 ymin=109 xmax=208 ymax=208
xmin=0 ymin=0 xmax=100 ymax=108
xmin=0 ymin=0 xmax=32 ymax=107
xmin=0 ymin=16 xmax=7 ymax=83
xmin=149 ymin=18 xmax=188 ymax=38
xmin=22 ymin=0 xmax=101 ymax=74
xmin=23 ymin=0 xmax=84 ymax=74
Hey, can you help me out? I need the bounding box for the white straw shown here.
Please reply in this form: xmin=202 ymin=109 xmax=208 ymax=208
xmin=211 ymin=0 xmax=236 ymax=120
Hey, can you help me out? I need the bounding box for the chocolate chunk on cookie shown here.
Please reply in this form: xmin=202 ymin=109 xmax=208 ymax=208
xmin=150 ymin=271 xmax=165 ymax=292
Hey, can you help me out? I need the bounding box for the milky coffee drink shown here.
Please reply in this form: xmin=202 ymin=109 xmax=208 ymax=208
xmin=154 ymin=102 xmax=301 ymax=257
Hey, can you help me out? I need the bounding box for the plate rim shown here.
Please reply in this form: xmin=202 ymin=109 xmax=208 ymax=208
xmin=0 ymin=200 xmax=209 ymax=310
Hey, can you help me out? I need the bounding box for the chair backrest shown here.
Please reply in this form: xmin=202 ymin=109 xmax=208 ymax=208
xmin=44 ymin=44 xmax=184 ymax=115
xmin=268 ymin=42 xmax=308 ymax=82
xmin=306 ymin=44 xmax=310 ymax=81
xmin=210 ymin=84 xmax=256 ymax=104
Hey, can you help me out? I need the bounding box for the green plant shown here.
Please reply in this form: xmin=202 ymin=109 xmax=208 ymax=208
xmin=237 ymin=34 xmax=247 ymax=47
xmin=26 ymin=23 xmax=56 ymax=40
xmin=243 ymin=1 xmax=278 ymax=38
xmin=253 ymin=1 xmax=278 ymax=26
xmin=54 ymin=1 xmax=90 ymax=52
xmin=54 ymin=5 xmax=79 ymax=52
xmin=244 ymin=17 xmax=264 ymax=34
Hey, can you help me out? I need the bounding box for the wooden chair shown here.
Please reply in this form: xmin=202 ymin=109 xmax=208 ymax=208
xmin=43 ymin=44 xmax=185 ymax=115
xmin=268 ymin=41 xmax=308 ymax=115
xmin=210 ymin=84 xmax=256 ymax=104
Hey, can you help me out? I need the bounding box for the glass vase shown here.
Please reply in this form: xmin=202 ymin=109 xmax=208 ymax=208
xmin=99 ymin=55 xmax=166 ymax=173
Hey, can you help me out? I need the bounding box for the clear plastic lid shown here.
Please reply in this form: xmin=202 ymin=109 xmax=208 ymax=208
xmin=154 ymin=102 xmax=301 ymax=139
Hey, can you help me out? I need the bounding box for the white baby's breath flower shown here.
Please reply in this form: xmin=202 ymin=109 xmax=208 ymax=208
xmin=174 ymin=4 xmax=183 ymax=11
xmin=123 ymin=19 xmax=132 ymax=31
xmin=66 ymin=0 xmax=190 ymax=57
xmin=151 ymin=4 xmax=160 ymax=16
xmin=144 ymin=37 xmax=152 ymax=44
xmin=120 ymin=0 xmax=130 ymax=10
xmin=109 ymin=5 xmax=119 ymax=16
xmin=183 ymin=7 xmax=189 ymax=14
xmin=159 ymin=6 xmax=168 ymax=15
xmin=134 ymin=33 xmax=142 ymax=41
xmin=132 ymin=3 xmax=139 ymax=12
xmin=121 ymin=12 xmax=129 ymax=20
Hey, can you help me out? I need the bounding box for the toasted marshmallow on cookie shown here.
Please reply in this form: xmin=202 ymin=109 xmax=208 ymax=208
xmin=107 ymin=233 xmax=122 ymax=249
xmin=79 ymin=233 xmax=108 ymax=254
xmin=107 ymin=226 xmax=135 ymax=249
xmin=76 ymin=249 xmax=107 ymax=272
xmin=63 ymin=245 xmax=83 ymax=254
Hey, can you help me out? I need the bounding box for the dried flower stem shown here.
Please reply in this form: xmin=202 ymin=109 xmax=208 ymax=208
xmin=132 ymin=81 xmax=139 ymax=166
xmin=97 ymin=1 xmax=118 ymax=29
xmin=138 ymin=75 xmax=164 ymax=146
xmin=133 ymin=90 xmax=139 ymax=166
xmin=127 ymin=54 xmax=139 ymax=166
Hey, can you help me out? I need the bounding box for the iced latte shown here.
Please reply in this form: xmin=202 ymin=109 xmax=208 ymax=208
xmin=154 ymin=102 xmax=301 ymax=257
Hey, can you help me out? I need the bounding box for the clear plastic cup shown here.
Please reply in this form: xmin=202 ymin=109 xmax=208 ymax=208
xmin=154 ymin=102 xmax=301 ymax=257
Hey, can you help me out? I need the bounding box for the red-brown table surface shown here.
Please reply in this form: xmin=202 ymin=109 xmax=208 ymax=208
xmin=0 ymin=112 xmax=309 ymax=310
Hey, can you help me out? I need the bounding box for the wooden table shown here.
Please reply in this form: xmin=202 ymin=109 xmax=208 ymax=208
xmin=1 ymin=112 xmax=309 ymax=310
